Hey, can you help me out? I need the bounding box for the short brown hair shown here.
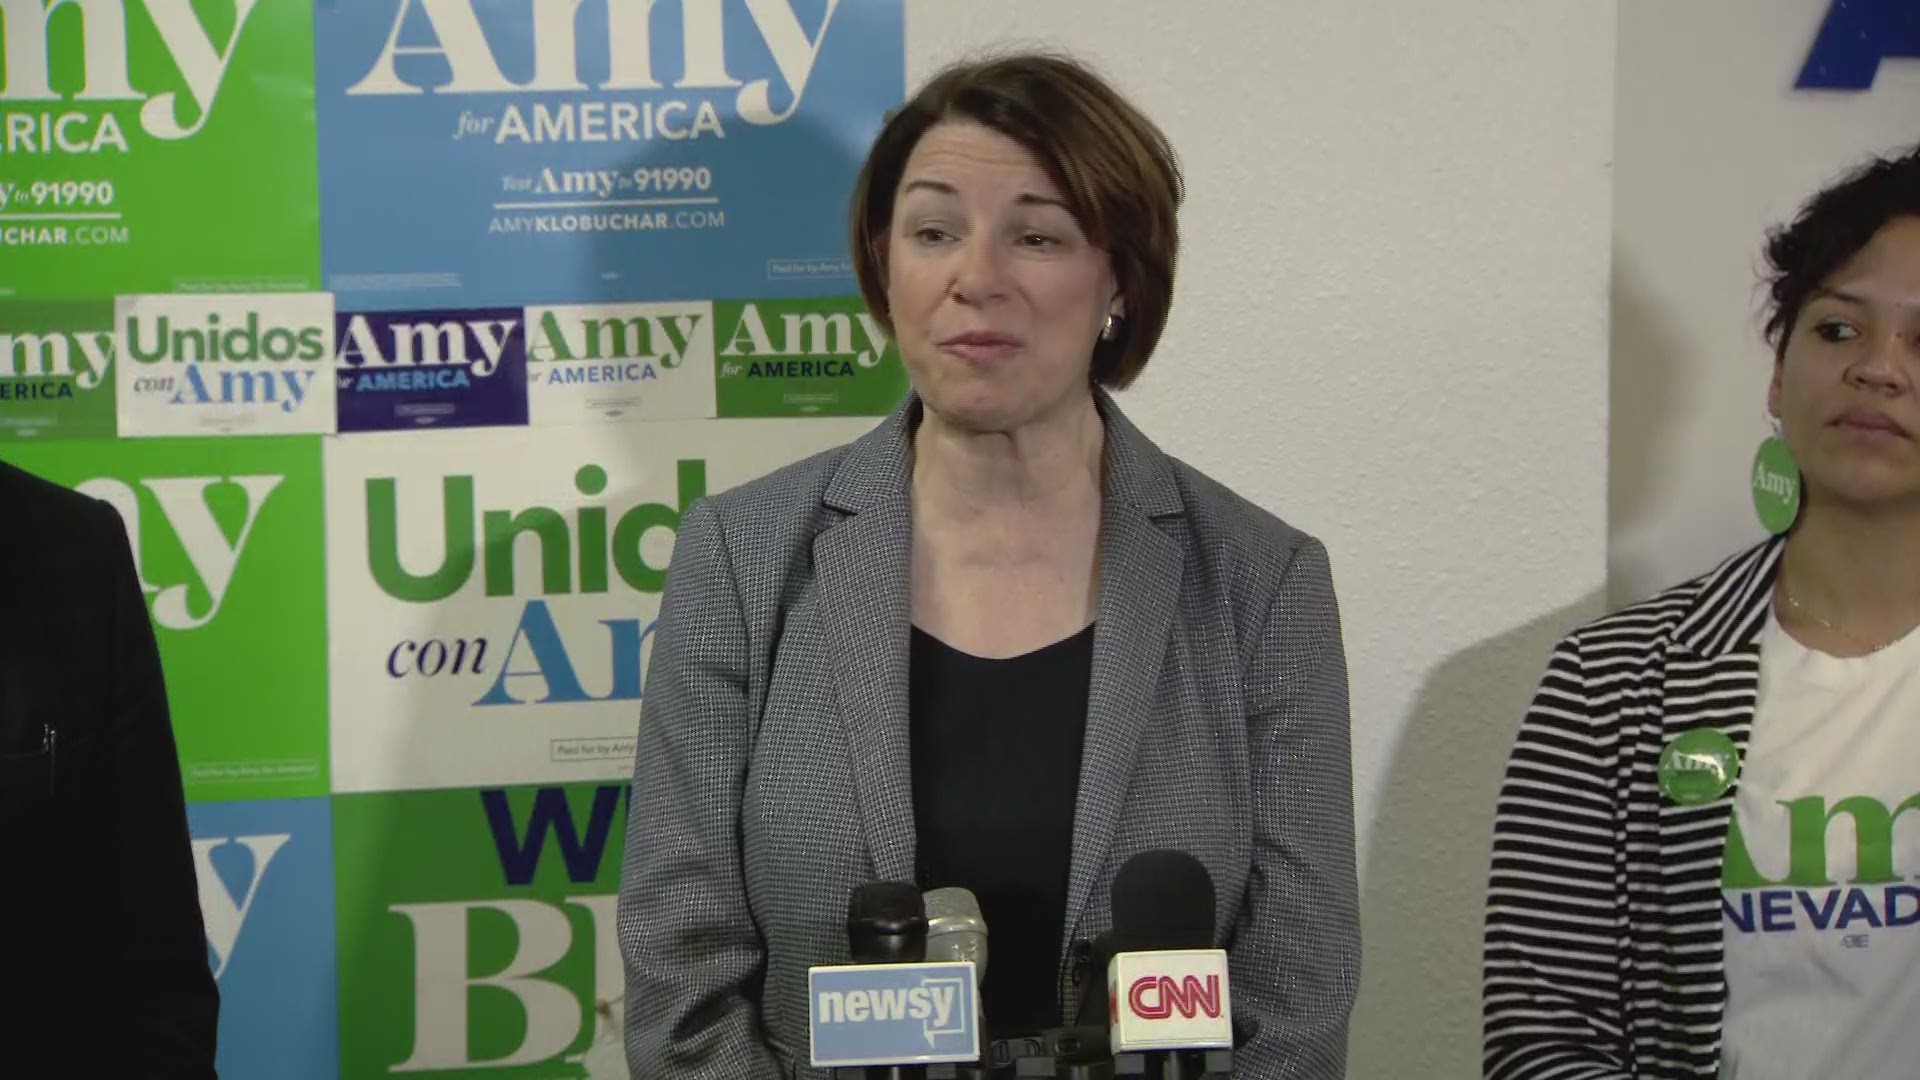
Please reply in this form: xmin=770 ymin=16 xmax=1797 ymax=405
xmin=848 ymin=52 xmax=1183 ymax=389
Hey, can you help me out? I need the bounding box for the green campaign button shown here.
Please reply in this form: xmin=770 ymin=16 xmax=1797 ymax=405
xmin=1658 ymin=728 xmax=1741 ymax=806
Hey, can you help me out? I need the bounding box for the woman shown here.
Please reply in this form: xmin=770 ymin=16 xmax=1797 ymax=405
xmin=1484 ymin=145 xmax=1920 ymax=1078
xmin=619 ymin=52 xmax=1360 ymax=1078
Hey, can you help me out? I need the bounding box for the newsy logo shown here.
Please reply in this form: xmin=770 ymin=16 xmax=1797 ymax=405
xmin=1798 ymin=0 xmax=1920 ymax=90
xmin=809 ymin=962 xmax=979 ymax=1068
xmin=0 ymin=0 xmax=267 ymax=153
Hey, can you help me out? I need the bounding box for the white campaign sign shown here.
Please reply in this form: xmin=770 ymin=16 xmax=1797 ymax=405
xmin=323 ymin=417 xmax=871 ymax=792
xmin=525 ymin=301 xmax=718 ymax=426
xmin=115 ymin=292 xmax=337 ymax=437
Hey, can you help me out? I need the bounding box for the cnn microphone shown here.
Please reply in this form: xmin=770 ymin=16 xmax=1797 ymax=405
xmin=810 ymin=882 xmax=982 ymax=1079
xmin=1103 ymin=851 xmax=1234 ymax=1080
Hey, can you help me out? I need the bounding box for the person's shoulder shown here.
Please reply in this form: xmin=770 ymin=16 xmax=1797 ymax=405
xmin=679 ymin=425 xmax=887 ymax=587
xmin=697 ymin=438 xmax=857 ymax=530
xmin=0 ymin=459 xmax=124 ymax=607
xmin=0 ymin=457 xmax=113 ymax=537
xmin=1163 ymin=454 xmax=1319 ymax=582
xmin=1556 ymin=540 xmax=1776 ymax=656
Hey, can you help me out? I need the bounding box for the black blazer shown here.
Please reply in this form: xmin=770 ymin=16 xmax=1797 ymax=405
xmin=0 ymin=458 xmax=218 ymax=1075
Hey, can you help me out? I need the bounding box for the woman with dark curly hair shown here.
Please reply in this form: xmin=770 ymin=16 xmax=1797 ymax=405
xmin=1483 ymin=144 xmax=1920 ymax=1079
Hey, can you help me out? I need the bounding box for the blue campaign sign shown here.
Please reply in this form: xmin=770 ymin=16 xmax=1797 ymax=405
xmin=1797 ymin=0 xmax=1920 ymax=90
xmin=187 ymin=797 xmax=338 ymax=1080
xmin=335 ymin=305 xmax=530 ymax=431
xmin=809 ymin=961 xmax=980 ymax=1068
xmin=314 ymin=0 xmax=905 ymax=312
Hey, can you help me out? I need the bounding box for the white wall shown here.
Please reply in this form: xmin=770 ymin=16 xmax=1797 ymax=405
xmin=906 ymin=3 xmax=1618 ymax=1075
xmin=1612 ymin=0 xmax=1920 ymax=605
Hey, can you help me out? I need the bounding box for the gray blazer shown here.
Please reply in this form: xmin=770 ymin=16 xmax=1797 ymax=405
xmin=618 ymin=389 xmax=1360 ymax=1078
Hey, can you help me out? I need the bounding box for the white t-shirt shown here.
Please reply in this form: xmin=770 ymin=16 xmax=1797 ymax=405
xmin=1719 ymin=607 xmax=1920 ymax=1079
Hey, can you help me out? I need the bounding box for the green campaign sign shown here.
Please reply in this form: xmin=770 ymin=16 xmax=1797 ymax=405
xmin=333 ymin=783 xmax=629 ymax=1078
xmin=0 ymin=0 xmax=321 ymax=299
xmin=1 ymin=435 xmax=328 ymax=800
xmin=0 ymin=298 xmax=118 ymax=439
xmin=715 ymin=298 xmax=909 ymax=417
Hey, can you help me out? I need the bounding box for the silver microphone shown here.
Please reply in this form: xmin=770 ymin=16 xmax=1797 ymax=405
xmin=923 ymin=886 xmax=988 ymax=982
xmin=924 ymin=887 xmax=991 ymax=1079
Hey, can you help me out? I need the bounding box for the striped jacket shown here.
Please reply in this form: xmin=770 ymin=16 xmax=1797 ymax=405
xmin=1484 ymin=536 xmax=1785 ymax=1079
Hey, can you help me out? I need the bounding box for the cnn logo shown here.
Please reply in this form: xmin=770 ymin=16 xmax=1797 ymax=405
xmin=1107 ymin=949 xmax=1233 ymax=1053
xmin=1128 ymin=974 xmax=1223 ymax=1020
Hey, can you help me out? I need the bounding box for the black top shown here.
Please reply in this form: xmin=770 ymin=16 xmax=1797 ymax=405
xmin=909 ymin=622 xmax=1095 ymax=1037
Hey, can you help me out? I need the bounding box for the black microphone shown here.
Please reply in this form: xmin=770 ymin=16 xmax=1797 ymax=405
xmin=850 ymin=881 xmax=929 ymax=964
xmin=1028 ymin=847 xmax=1218 ymax=1078
xmin=1110 ymin=850 xmax=1215 ymax=952
xmin=1103 ymin=851 xmax=1232 ymax=1080
xmin=841 ymin=882 xmax=929 ymax=1080
xmin=1010 ymin=853 xmax=1232 ymax=1078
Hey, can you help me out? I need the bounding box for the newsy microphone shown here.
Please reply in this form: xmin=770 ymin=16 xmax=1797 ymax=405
xmin=1104 ymin=851 xmax=1234 ymax=1079
xmin=923 ymin=887 xmax=992 ymax=1080
xmin=925 ymin=887 xmax=988 ymax=975
xmin=810 ymin=882 xmax=983 ymax=1079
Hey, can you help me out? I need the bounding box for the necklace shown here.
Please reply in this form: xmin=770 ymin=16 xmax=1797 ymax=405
xmin=1780 ymin=583 xmax=1902 ymax=655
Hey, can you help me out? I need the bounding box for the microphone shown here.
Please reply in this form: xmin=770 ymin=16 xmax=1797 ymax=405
xmin=1103 ymin=851 xmax=1233 ymax=1079
xmin=924 ymin=887 xmax=987 ymax=975
xmin=810 ymin=882 xmax=982 ymax=1079
xmin=923 ymin=887 xmax=991 ymax=1080
xmin=1017 ymin=848 xmax=1224 ymax=1079
xmin=1111 ymin=849 xmax=1215 ymax=952
xmin=851 ymin=881 xmax=928 ymax=964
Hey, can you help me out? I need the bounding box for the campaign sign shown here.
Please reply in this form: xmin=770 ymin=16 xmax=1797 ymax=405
xmin=0 ymin=0 xmax=321 ymax=299
xmin=188 ymin=797 xmax=339 ymax=1079
xmin=336 ymin=305 xmax=530 ymax=431
xmin=2 ymin=436 xmax=330 ymax=802
xmin=314 ymin=0 xmax=905 ymax=311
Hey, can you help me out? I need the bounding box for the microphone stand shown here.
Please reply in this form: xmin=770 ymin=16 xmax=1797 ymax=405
xmin=1108 ymin=1049 xmax=1234 ymax=1079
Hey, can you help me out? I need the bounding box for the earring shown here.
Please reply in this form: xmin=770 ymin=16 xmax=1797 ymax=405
xmin=1101 ymin=313 xmax=1121 ymax=342
xmin=1752 ymin=415 xmax=1800 ymax=536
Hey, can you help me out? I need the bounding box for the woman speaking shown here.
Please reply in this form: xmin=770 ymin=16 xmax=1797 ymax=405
xmin=619 ymin=52 xmax=1360 ymax=1079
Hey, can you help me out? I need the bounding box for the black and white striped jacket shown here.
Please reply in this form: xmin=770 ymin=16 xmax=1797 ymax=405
xmin=1484 ymin=537 xmax=1785 ymax=1079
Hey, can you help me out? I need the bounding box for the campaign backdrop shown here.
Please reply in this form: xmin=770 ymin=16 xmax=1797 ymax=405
xmin=0 ymin=2 xmax=906 ymax=1075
